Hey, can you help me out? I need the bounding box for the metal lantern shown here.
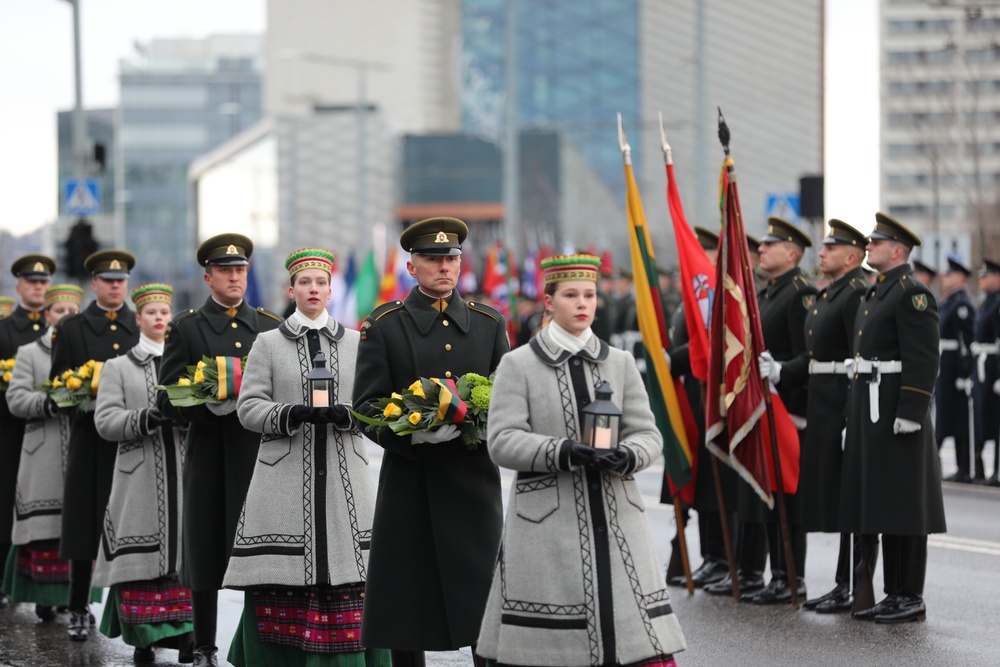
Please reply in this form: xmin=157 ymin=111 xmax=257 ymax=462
xmin=307 ymin=352 xmax=334 ymax=408
xmin=582 ymin=380 xmax=622 ymax=449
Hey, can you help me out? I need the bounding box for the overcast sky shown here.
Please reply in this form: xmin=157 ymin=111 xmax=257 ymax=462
xmin=0 ymin=1 xmax=878 ymax=238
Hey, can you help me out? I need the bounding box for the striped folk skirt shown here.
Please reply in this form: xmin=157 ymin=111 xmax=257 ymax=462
xmin=99 ymin=576 xmax=193 ymax=649
xmin=228 ymin=583 xmax=391 ymax=667
xmin=2 ymin=541 xmax=99 ymax=606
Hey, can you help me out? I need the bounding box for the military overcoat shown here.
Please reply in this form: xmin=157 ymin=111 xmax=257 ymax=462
xmin=92 ymin=347 xmax=185 ymax=588
xmin=354 ymin=287 xmax=508 ymax=651
xmin=5 ymin=333 xmax=70 ymax=546
xmin=973 ymin=289 xmax=1000 ymax=454
xmin=800 ymin=268 xmax=866 ymax=532
xmin=476 ymin=328 xmax=686 ymax=666
xmin=0 ymin=306 xmax=48 ymax=544
xmin=935 ymin=288 xmax=975 ymax=442
xmin=840 ymin=263 xmax=947 ymax=536
xmin=51 ymin=301 xmax=139 ymax=559
xmin=156 ymin=297 xmax=280 ymax=591
xmin=225 ymin=316 xmax=376 ymax=589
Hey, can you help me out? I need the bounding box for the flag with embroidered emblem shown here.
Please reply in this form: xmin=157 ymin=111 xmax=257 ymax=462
xmin=620 ymin=123 xmax=693 ymax=489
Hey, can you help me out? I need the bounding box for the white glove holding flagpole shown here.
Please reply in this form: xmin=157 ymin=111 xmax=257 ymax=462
xmin=893 ymin=418 xmax=921 ymax=434
xmin=758 ymin=351 xmax=782 ymax=385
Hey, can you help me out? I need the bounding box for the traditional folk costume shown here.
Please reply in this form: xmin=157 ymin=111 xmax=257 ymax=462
xmin=93 ymin=284 xmax=193 ymax=661
xmin=2 ymin=285 xmax=99 ymax=619
xmin=226 ymin=249 xmax=388 ymax=667
xmin=476 ymin=256 xmax=686 ymax=667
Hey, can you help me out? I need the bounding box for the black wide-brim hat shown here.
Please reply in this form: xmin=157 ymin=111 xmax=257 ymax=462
xmin=197 ymin=233 xmax=253 ymax=266
xmin=400 ymin=217 xmax=468 ymax=256
xmin=85 ymin=250 xmax=135 ymax=280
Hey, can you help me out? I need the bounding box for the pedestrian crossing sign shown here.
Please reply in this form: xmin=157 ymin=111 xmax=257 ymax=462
xmin=65 ymin=179 xmax=101 ymax=216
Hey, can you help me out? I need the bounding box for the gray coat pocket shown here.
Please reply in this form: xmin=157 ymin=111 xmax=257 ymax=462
xmin=257 ymin=435 xmax=291 ymax=466
xmin=514 ymin=472 xmax=560 ymax=523
xmin=117 ymin=441 xmax=146 ymax=474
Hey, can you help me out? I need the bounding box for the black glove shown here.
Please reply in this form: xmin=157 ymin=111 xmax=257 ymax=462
xmin=289 ymin=405 xmax=324 ymax=425
xmin=327 ymin=404 xmax=354 ymax=429
xmin=567 ymin=441 xmax=601 ymax=469
xmin=44 ymin=397 xmax=59 ymax=418
xmin=143 ymin=408 xmax=173 ymax=434
xmin=592 ymin=447 xmax=632 ymax=475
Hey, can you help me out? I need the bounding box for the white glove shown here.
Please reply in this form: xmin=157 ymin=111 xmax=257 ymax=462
xmin=411 ymin=423 xmax=460 ymax=444
xmin=840 ymin=427 xmax=847 ymax=452
xmin=206 ymin=398 xmax=238 ymax=416
xmin=994 ymin=379 xmax=1000 ymax=396
xmin=955 ymin=378 xmax=972 ymax=393
xmin=893 ymin=418 xmax=921 ymax=435
xmin=758 ymin=351 xmax=782 ymax=385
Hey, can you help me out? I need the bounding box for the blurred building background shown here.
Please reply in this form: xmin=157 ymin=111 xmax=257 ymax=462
xmin=881 ymin=1 xmax=1000 ymax=271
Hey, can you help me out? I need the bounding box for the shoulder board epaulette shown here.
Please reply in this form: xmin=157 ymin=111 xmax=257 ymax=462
xmin=898 ymin=274 xmax=914 ymax=292
xmin=468 ymin=300 xmax=502 ymax=323
xmin=172 ymin=309 xmax=198 ymax=325
xmin=370 ymin=300 xmax=405 ymax=322
xmin=849 ymin=277 xmax=865 ymax=290
xmin=791 ymin=275 xmax=811 ymax=292
xmin=257 ymin=307 xmax=282 ymax=323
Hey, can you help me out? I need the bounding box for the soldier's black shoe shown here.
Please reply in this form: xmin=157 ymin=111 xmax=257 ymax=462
xmin=746 ymin=577 xmax=806 ymax=605
xmin=852 ymin=594 xmax=900 ymax=621
xmin=987 ymin=475 xmax=1000 ymax=487
xmin=192 ymin=645 xmax=220 ymax=667
xmin=67 ymin=610 xmax=90 ymax=641
xmin=0 ymin=593 xmax=10 ymax=609
xmin=691 ymin=559 xmax=730 ymax=587
xmin=815 ymin=590 xmax=854 ymax=613
xmin=803 ymin=583 xmax=849 ymax=610
xmin=944 ymin=471 xmax=973 ymax=483
xmin=704 ymin=571 xmax=765 ymax=596
xmin=35 ymin=604 xmax=57 ymax=622
xmin=874 ymin=595 xmax=926 ymax=624
xmin=133 ymin=646 xmax=156 ymax=663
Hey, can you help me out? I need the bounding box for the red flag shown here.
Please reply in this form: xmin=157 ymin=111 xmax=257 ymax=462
xmin=665 ymin=156 xmax=716 ymax=381
xmin=705 ymin=156 xmax=773 ymax=507
xmin=760 ymin=384 xmax=800 ymax=494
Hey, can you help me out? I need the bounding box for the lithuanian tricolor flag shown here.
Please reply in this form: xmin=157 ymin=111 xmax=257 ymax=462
xmin=621 ymin=126 xmax=693 ymax=489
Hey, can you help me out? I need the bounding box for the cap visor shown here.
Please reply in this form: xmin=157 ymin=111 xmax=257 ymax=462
xmin=412 ymin=247 xmax=462 ymax=256
xmin=19 ymin=272 xmax=52 ymax=280
xmin=208 ymin=257 xmax=249 ymax=266
xmin=758 ymin=233 xmax=785 ymax=243
xmin=95 ymin=271 xmax=130 ymax=280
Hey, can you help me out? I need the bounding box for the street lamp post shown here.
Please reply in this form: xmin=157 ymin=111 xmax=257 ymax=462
xmin=279 ymin=49 xmax=390 ymax=247
xmin=65 ymin=0 xmax=87 ymax=180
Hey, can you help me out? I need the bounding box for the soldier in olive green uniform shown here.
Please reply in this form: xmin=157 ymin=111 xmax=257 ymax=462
xmin=355 ymin=217 xmax=508 ymax=667
xmin=796 ymin=220 xmax=869 ymax=614
xmin=156 ymin=234 xmax=281 ymax=667
xmin=747 ymin=217 xmax=817 ymax=604
xmin=51 ymin=250 xmax=140 ymax=640
xmin=0 ymin=254 xmax=55 ymax=610
xmin=843 ymin=213 xmax=946 ymax=624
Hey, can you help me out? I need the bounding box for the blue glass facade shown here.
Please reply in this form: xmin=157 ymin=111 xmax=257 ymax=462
xmin=461 ymin=0 xmax=641 ymax=194
xmin=120 ymin=59 xmax=261 ymax=303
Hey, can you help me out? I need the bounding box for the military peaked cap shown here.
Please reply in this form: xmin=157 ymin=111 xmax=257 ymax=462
xmin=85 ymin=249 xmax=135 ymax=279
xmin=869 ymin=212 xmax=921 ymax=248
xmin=761 ymin=216 xmax=813 ymax=248
xmin=11 ymin=254 xmax=56 ymax=279
xmin=400 ymin=217 xmax=467 ymax=256
xmin=823 ymin=219 xmax=866 ymax=247
xmin=197 ymin=233 xmax=253 ymax=266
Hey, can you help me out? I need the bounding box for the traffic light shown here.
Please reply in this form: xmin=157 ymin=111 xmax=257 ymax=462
xmin=63 ymin=219 xmax=99 ymax=280
xmin=94 ymin=143 xmax=107 ymax=173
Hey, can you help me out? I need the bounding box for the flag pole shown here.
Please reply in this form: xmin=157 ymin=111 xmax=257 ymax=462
xmin=718 ymin=109 xmax=800 ymax=609
xmin=619 ymin=114 xmax=694 ymax=595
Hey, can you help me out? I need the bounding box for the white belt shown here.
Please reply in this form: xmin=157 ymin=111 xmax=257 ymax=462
xmin=940 ymin=339 xmax=960 ymax=352
xmin=843 ymin=358 xmax=903 ymax=424
xmin=971 ymin=342 xmax=1000 ymax=382
xmin=809 ymin=360 xmax=848 ymax=375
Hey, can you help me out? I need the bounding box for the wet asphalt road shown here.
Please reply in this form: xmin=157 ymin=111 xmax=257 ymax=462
xmin=2 ymin=441 xmax=999 ymax=666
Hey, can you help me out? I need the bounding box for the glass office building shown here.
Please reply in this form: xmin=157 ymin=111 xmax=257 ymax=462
xmin=119 ymin=36 xmax=262 ymax=302
xmin=461 ymin=0 xmax=640 ymax=195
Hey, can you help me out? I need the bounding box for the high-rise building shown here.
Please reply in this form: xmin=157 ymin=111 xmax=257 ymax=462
xmin=880 ymin=1 xmax=1000 ymax=266
xmin=119 ymin=35 xmax=262 ymax=301
xmin=56 ymin=108 xmax=116 ymax=248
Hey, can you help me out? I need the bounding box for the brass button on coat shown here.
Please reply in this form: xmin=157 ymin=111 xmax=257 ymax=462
xmin=442 ymin=320 xmax=450 ymax=327
xmin=445 ymin=371 xmax=452 ymax=378
xmin=231 ymin=322 xmax=238 ymax=329
xmin=113 ymin=343 xmax=120 ymax=350
xmin=445 ymin=344 xmax=452 ymax=351
xmin=235 ymin=341 xmax=243 ymax=349
xmin=110 ymin=324 xmax=117 ymax=331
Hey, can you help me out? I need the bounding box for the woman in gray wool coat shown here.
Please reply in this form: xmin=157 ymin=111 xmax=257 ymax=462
xmin=2 ymin=285 xmax=85 ymax=622
xmin=476 ymin=255 xmax=686 ymax=667
xmin=225 ymin=249 xmax=388 ymax=667
xmin=93 ymin=283 xmax=193 ymax=663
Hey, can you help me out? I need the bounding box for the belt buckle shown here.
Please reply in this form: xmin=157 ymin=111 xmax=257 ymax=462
xmin=868 ymin=357 xmax=879 ymax=384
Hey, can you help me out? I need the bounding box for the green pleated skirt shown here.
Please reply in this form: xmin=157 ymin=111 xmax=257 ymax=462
xmin=228 ymin=591 xmax=391 ymax=667
xmin=2 ymin=544 xmax=101 ymax=607
xmin=100 ymin=583 xmax=193 ymax=649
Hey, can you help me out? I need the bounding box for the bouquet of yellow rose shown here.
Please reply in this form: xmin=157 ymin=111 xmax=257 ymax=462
xmin=39 ymin=359 xmax=103 ymax=412
xmin=156 ymin=355 xmax=247 ymax=407
xmin=351 ymin=373 xmax=494 ymax=450
xmin=0 ymin=358 xmax=15 ymax=393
